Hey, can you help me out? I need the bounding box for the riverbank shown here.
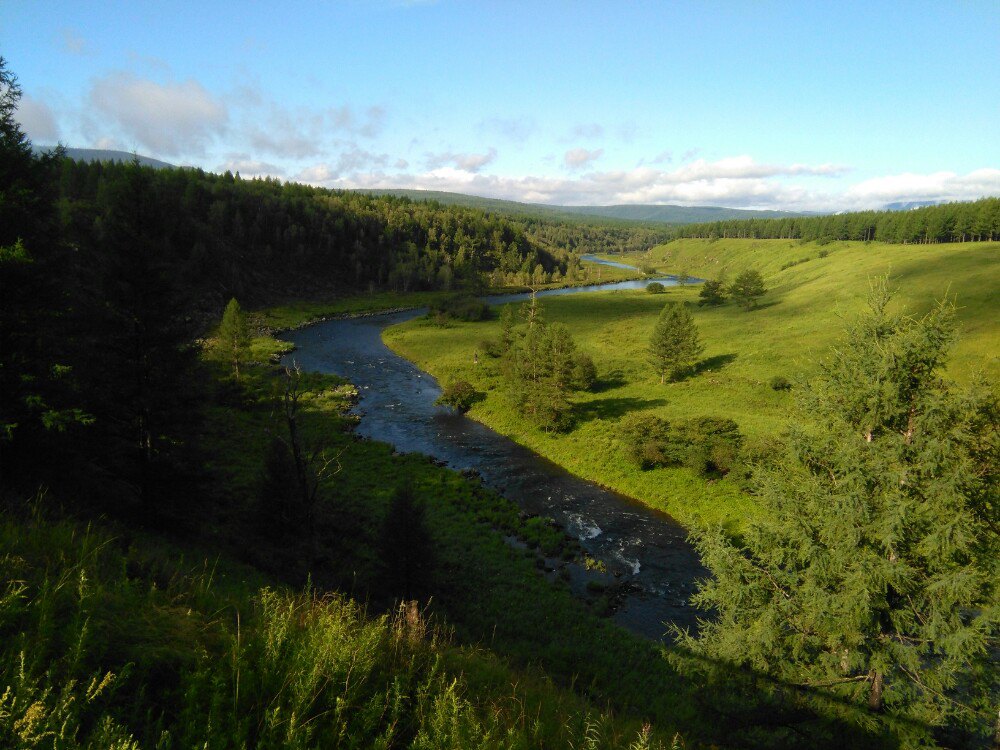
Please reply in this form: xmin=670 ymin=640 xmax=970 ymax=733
xmin=383 ymin=239 xmax=1000 ymax=532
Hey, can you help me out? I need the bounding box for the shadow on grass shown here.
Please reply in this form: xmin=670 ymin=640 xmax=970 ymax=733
xmin=749 ymin=299 xmax=782 ymax=311
xmin=692 ymin=353 xmax=738 ymax=377
xmin=592 ymin=369 xmax=628 ymax=393
xmin=574 ymin=396 xmax=668 ymax=423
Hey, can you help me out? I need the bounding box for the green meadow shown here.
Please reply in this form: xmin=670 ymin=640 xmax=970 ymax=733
xmin=383 ymin=239 xmax=1000 ymax=530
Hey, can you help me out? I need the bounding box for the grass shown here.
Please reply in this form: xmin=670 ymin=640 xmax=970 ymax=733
xmin=383 ymin=240 xmax=1000 ymax=531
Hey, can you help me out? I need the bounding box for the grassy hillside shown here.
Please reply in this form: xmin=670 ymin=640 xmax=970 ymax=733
xmin=383 ymin=240 xmax=999 ymax=530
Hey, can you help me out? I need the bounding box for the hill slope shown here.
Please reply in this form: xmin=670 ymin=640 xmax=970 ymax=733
xmin=359 ymin=188 xmax=811 ymax=224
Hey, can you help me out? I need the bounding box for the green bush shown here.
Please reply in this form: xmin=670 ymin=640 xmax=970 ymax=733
xmin=770 ymin=375 xmax=792 ymax=391
xmin=645 ymin=282 xmax=666 ymax=294
xmin=620 ymin=414 xmax=743 ymax=477
xmin=435 ymin=380 xmax=480 ymax=412
xmin=429 ymin=295 xmax=490 ymax=322
xmin=571 ymin=353 xmax=598 ymax=391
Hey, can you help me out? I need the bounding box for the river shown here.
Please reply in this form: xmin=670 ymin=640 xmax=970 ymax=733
xmin=283 ymin=260 xmax=707 ymax=641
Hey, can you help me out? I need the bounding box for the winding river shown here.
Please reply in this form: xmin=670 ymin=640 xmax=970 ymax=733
xmin=284 ymin=258 xmax=707 ymax=641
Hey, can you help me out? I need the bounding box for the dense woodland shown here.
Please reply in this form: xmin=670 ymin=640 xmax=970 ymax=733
xmin=54 ymin=158 xmax=668 ymax=314
xmin=670 ymin=197 xmax=1000 ymax=244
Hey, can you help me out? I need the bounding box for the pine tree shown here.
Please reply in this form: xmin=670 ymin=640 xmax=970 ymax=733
xmin=728 ymin=269 xmax=766 ymax=311
xmin=680 ymin=279 xmax=999 ymax=743
xmin=698 ymin=278 xmax=727 ymax=306
xmin=649 ymin=302 xmax=703 ymax=384
xmin=218 ymin=297 xmax=251 ymax=380
xmin=380 ymin=484 xmax=434 ymax=601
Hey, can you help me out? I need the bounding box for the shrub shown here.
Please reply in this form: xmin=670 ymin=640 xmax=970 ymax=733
xmin=645 ymin=282 xmax=666 ymax=294
xmin=428 ymin=295 xmax=490 ymax=322
xmin=571 ymin=353 xmax=597 ymax=391
xmin=620 ymin=413 xmax=743 ymax=477
xmin=435 ymin=381 xmax=480 ymax=413
xmin=479 ymin=338 xmax=503 ymax=359
xmin=619 ymin=413 xmax=682 ymax=469
xmin=770 ymin=375 xmax=792 ymax=391
xmin=818 ymin=249 xmax=829 ymax=258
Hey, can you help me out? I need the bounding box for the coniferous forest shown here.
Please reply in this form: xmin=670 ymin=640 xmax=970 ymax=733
xmin=670 ymin=198 xmax=1000 ymax=244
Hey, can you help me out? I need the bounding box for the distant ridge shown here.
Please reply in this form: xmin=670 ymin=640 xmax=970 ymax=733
xmin=46 ymin=149 xmax=817 ymax=224
xmin=359 ymin=188 xmax=813 ymax=224
xmin=883 ymin=200 xmax=942 ymax=211
xmin=35 ymin=146 xmax=176 ymax=170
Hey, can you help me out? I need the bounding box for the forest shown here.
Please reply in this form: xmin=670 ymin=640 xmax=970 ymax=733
xmin=669 ymin=197 xmax=1000 ymax=244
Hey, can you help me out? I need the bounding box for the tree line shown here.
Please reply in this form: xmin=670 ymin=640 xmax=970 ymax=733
xmin=669 ymin=197 xmax=1000 ymax=244
xmin=53 ymin=158 xmax=668 ymax=314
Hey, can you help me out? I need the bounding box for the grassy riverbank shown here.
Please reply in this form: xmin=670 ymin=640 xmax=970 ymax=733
xmin=383 ymin=239 xmax=1000 ymax=530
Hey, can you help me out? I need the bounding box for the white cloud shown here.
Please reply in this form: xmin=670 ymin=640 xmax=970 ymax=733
xmin=61 ymin=28 xmax=89 ymax=56
xmin=570 ymin=122 xmax=604 ymax=139
xmin=327 ymin=104 xmax=386 ymax=137
xmin=842 ymin=169 xmax=1000 ymax=208
xmin=564 ymin=147 xmax=603 ymax=169
xmin=425 ymin=147 xmax=497 ymax=172
xmin=477 ymin=117 xmax=535 ymax=143
xmin=87 ymin=72 xmax=227 ymax=156
xmin=216 ymin=154 xmax=287 ymax=178
xmin=16 ymin=94 xmax=60 ymax=143
xmin=310 ymin=154 xmax=998 ymax=211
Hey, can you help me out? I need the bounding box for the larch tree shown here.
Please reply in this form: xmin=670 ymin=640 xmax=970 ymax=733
xmin=728 ymin=268 xmax=766 ymax=311
xmin=218 ymin=297 xmax=252 ymax=380
xmin=649 ymin=302 xmax=703 ymax=384
xmin=679 ymin=279 xmax=999 ymax=745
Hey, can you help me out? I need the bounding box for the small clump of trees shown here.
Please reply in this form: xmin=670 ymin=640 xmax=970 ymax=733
xmin=427 ymin=294 xmax=491 ymax=324
xmin=619 ymin=413 xmax=743 ymax=477
xmin=649 ymin=302 xmax=703 ymax=383
xmin=481 ymin=298 xmax=597 ymax=431
xmin=646 ymin=281 xmax=666 ymax=294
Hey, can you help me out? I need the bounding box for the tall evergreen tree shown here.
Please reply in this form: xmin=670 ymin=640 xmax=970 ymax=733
xmin=0 ymin=57 xmax=85 ymax=489
xmin=649 ymin=302 xmax=703 ymax=384
xmin=76 ymin=159 xmax=203 ymax=515
xmin=680 ymin=279 xmax=999 ymax=744
xmin=698 ymin=278 xmax=727 ymax=306
xmin=380 ymin=484 xmax=434 ymax=601
xmin=218 ymin=297 xmax=251 ymax=380
xmin=728 ymin=269 xmax=766 ymax=311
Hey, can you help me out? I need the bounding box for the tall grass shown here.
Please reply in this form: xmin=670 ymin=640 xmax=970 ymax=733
xmin=0 ymin=507 xmax=679 ymax=748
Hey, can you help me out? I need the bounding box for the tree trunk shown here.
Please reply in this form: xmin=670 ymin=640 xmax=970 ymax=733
xmin=868 ymin=670 xmax=884 ymax=712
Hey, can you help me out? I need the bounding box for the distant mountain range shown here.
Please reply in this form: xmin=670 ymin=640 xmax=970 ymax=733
xmin=34 ymin=147 xmax=177 ymax=170
xmin=58 ymin=148 xmax=984 ymax=223
xmin=883 ymin=200 xmax=942 ymax=211
xmin=359 ymin=189 xmax=814 ymax=225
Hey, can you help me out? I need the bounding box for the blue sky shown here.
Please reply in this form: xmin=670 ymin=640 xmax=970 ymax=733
xmin=3 ymin=0 xmax=998 ymax=210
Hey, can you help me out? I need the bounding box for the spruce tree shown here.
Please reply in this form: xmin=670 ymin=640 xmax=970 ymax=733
xmin=728 ymin=268 xmax=766 ymax=310
xmin=680 ymin=279 xmax=999 ymax=743
xmin=698 ymin=278 xmax=727 ymax=306
xmin=649 ymin=302 xmax=703 ymax=384
xmin=218 ymin=297 xmax=251 ymax=380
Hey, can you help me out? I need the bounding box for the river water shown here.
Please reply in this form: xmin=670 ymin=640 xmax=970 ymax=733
xmin=284 ymin=262 xmax=707 ymax=640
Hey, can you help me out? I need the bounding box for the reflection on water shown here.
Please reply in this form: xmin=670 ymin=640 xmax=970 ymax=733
xmin=284 ymin=276 xmax=707 ymax=640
